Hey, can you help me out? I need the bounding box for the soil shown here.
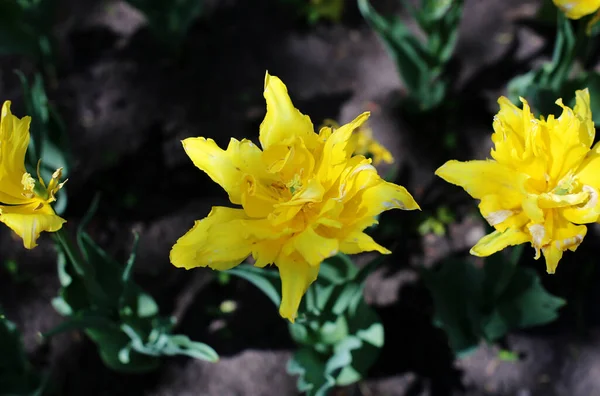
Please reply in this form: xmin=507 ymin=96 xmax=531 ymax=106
xmin=2 ymin=0 xmax=600 ymax=395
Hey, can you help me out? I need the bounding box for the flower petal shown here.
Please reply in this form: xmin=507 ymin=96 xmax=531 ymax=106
xmin=170 ymin=207 xmax=253 ymax=270
xmin=340 ymin=231 xmax=390 ymax=255
xmin=436 ymin=160 xmax=527 ymax=204
xmin=285 ymin=226 xmax=339 ymax=267
xmin=0 ymin=202 xmax=65 ymax=249
xmin=182 ymin=138 xmax=264 ymax=205
xmin=0 ymin=101 xmax=33 ymax=204
xmin=470 ymin=228 xmax=530 ymax=257
xmin=316 ymin=112 xmax=370 ymax=186
xmin=360 ymin=180 xmax=420 ymax=216
xmin=259 ymin=73 xmax=316 ymax=150
xmin=277 ymin=254 xmax=320 ymax=322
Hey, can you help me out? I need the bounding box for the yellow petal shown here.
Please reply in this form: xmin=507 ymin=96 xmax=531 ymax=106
xmin=277 ymin=254 xmax=320 ymax=322
xmin=470 ymin=228 xmax=530 ymax=257
xmin=285 ymin=226 xmax=339 ymax=267
xmin=573 ymin=89 xmax=595 ymax=147
xmin=562 ymin=186 xmax=600 ymax=223
xmin=170 ymin=207 xmax=253 ymax=270
xmin=340 ymin=231 xmax=390 ymax=255
xmin=360 ymin=180 xmax=420 ymax=216
xmin=575 ymin=141 xmax=600 ymax=187
xmin=259 ymin=73 xmax=316 ymax=150
xmin=542 ymin=245 xmax=563 ymax=274
xmin=316 ymin=112 xmax=370 ymax=186
xmin=0 ymin=101 xmax=33 ymax=203
xmin=182 ymin=138 xmax=264 ymax=205
xmin=0 ymin=202 xmax=65 ymax=249
xmin=435 ymin=160 xmax=527 ymax=204
xmin=553 ymin=0 xmax=600 ymax=19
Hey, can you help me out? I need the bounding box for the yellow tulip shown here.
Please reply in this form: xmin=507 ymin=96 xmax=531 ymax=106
xmin=553 ymin=0 xmax=600 ymax=19
xmin=436 ymin=89 xmax=599 ymax=274
xmin=170 ymin=73 xmax=419 ymax=321
xmin=0 ymin=101 xmax=66 ymax=248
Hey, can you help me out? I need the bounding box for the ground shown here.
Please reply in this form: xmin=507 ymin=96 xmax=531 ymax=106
xmin=2 ymin=0 xmax=600 ymax=395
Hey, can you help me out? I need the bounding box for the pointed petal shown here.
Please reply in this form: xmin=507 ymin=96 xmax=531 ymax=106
xmin=182 ymin=138 xmax=264 ymax=205
xmin=340 ymin=231 xmax=390 ymax=255
xmin=259 ymin=73 xmax=316 ymax=150
xmin=277 ymin=254 xmax=320 ymax=322
xmin=316 ymin=112 xmax=370 ymax=185
xmin=542 ymin=245 xmax=563 ymax=274
xmin=470 ymin=228 xmax=530 ymax=257
xmin=170 ymin=207 xmax=253 ymax=270
xmin=0 ymin=202 xmax=65 ymax=249
xmin=360 ymin=180 xmax=420 ymax=217
xmin=436 ymin=160 xmax=527 ymax=204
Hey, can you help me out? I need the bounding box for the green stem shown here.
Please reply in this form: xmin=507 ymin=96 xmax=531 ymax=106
xmin=550 ymin=13 xmax=586 ymax=91
xmin=52 ymin=228 xmax=109 ymax=306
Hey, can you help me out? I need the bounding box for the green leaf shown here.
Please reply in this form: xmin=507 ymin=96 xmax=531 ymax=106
xmin=124 ymin=0 xmax=203 ymax=48
xmin=287 ymin=348 xmax=334 ymax=396
xmin=421 ymin=259 xmax=486 ymax=355
xmin=227 ymin=264 xmax=282 ymax=307
xmin=422 ymin=252 xmax=564 ymax=356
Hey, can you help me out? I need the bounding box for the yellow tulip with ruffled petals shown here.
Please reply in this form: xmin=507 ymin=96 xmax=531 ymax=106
xmin=170 ymin=73 xmax=419 ymax=321
xmin=437 ymin=89 xmax=600 ymax=274
xmin=0 ymin=101 xmax=66 ymax=248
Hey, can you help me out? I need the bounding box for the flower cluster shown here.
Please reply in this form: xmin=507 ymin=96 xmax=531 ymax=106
xmin=170 ymin=73 xmax=419 ymax=321
xmin=436 ymin=89 xmax=599 ymax=273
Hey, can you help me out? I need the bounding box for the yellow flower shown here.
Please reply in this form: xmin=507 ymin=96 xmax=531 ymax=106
xmin=170 ymin=73 xmax=419 ymax=321
xmin=553 ymin=0 xmax=600 ymax=19
xmin=436 ymin=89 xmax=599 ymax=274
xmin=0 ymin=101 xmax=66 ymax=248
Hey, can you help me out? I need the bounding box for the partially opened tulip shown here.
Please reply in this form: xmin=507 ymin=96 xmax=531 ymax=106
xmin=436 ymin=89 xmax=599 ymax=274
xmin=0 ymin=101 xmax=66 ymax=248
xmin=171 ymin=72 xmax=419 ymax=321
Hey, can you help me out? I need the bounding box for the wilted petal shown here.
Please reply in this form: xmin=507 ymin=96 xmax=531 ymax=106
xmin=0 ymin=203 xmax=65 ymax=249
xmin=277 ymin=254 xmax=320 ymax=322
xmin=170 ymin=207 xmax=253 ymax=270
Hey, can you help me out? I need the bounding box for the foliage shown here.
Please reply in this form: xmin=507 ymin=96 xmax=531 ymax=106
xmin=46 ymin=197 xmax=218 ymax=373
xmin=0 ymin=311 xmax=47 ymax=396
xmin=124 ymin=0 xmax=203 ymax=48
xmin=0 ymin=0 xmax=57 ymax=75
xmin=358 ymin=0 xmax=463 ymax=112
xmin=229 ymin=254 xmax=384 ymax=396
xmin=422 ymin=247 xmax=565 ymax=356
